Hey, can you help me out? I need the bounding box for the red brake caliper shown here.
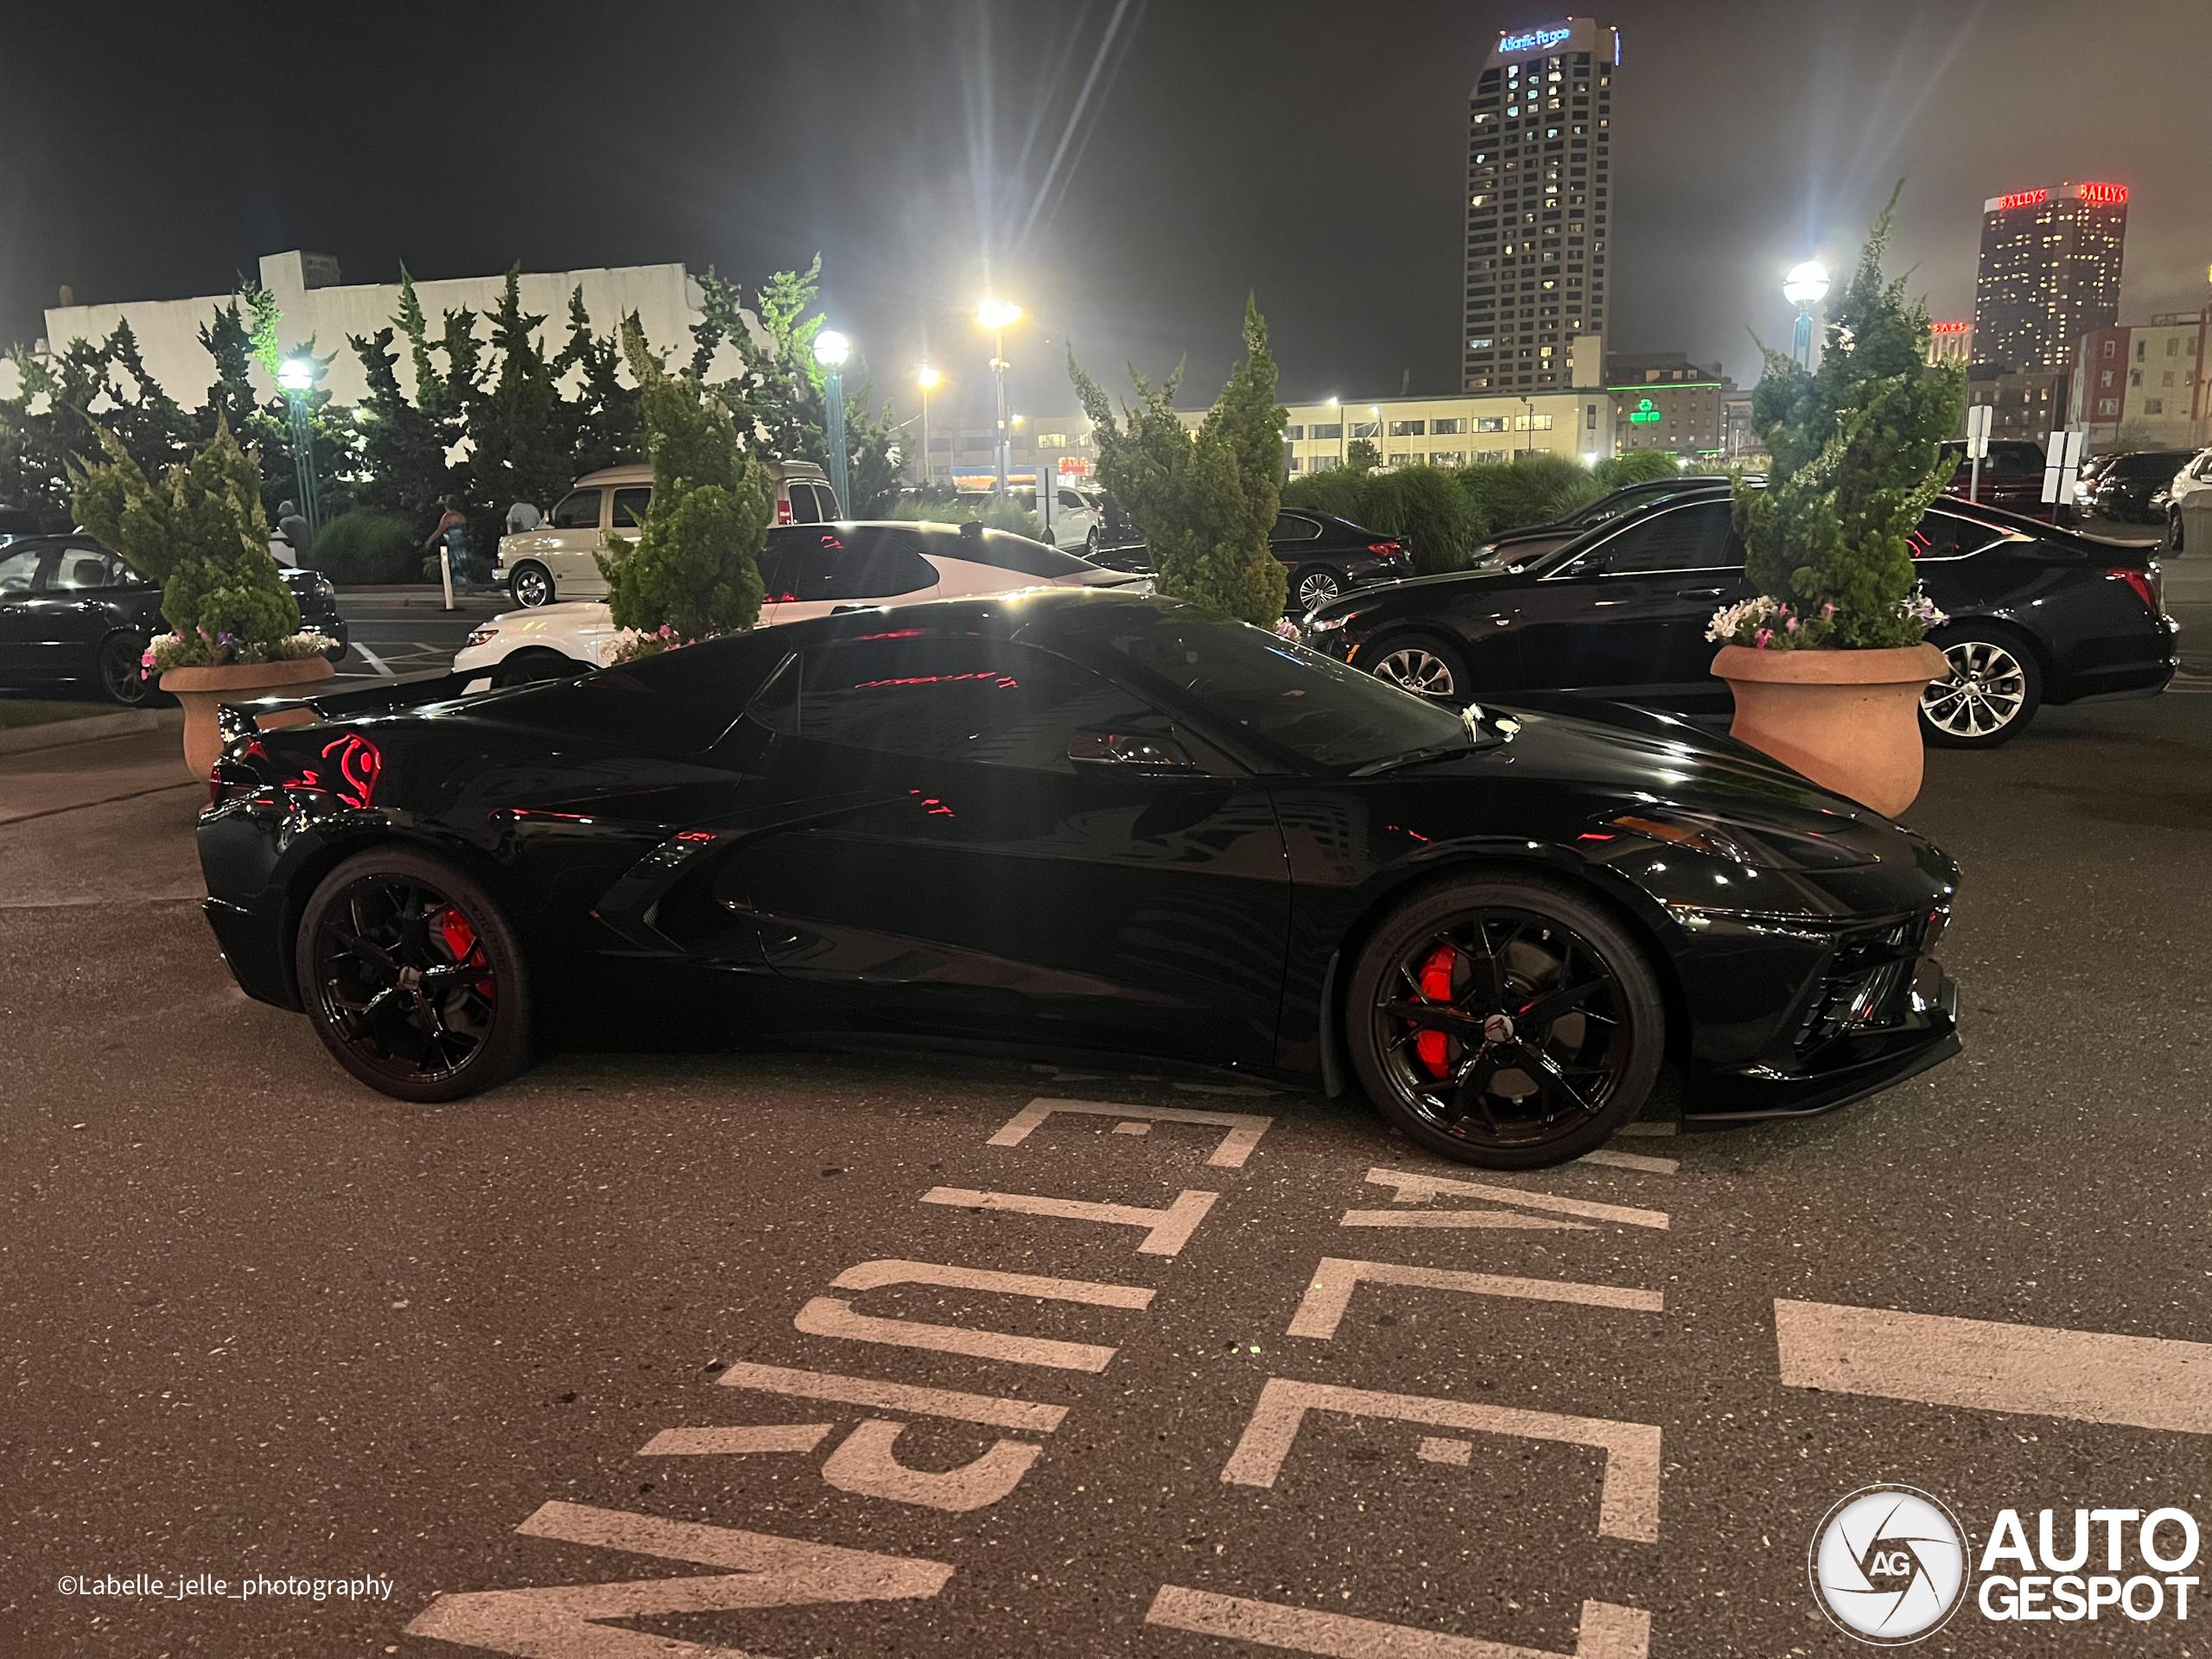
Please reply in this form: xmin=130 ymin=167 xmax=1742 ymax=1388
xmin=437 ymin=906 xmax=495 ymax=1000
xmin=1415 ymin=944 xmax=1457 ymax=1077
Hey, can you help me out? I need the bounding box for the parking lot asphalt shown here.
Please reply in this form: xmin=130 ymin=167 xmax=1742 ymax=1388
xmin=2 ymin=580 xmax=2207 ymax=1657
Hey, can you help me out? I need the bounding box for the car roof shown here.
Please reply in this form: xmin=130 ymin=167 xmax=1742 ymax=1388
xmin=575 ymin=460 xmax=831 ymax=489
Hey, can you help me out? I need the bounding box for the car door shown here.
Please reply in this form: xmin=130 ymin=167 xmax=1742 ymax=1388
xmin=715 ymin=631 xmax=1292 ymax=1065
xmin=536 ymin=486 xmax=607 ymax=592
xmin=0 ymin=541 xmax=56 ymax=679
xmin=759 ymin=526 xmax=940 ymax=625
xmin=15 ymin=544 xmax=132 ymax=682
xmin=1512 ymin=499 xmax=1751 ymax=712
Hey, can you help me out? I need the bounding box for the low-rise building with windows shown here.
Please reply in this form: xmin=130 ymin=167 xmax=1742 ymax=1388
xmin=2071 ymin=308 xmax=2209 ymax=450
xmin=1606 ymin=352 xmax=1732 ymax=461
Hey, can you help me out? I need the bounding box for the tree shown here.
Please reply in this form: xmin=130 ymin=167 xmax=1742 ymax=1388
xmin=1344 ymin=437 xmax=1380 ymax=474
xmin=1070 ymin=296 xmax=1288 ymax=627
xmin=1729 ymin=189 xmax=1966 ymax=649
xmin=555 ymin=287 xmax=642 ymax=476
xmin=595 ymin=320 xmax=772 ymax=646
xmin=73 ymin=418 xmax=308 ymax=664
xmin=348 ymin=266 xmax=475 ymax=525
xmin=470 ymin=267 xmax=575 ymax=525
xmin=0 ymin=322 xmax=196 ymax=531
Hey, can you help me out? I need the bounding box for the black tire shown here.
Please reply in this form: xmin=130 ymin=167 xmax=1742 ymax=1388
xmin=1291 ymin=565 xmax=1344 ymax=614
xmin=1918 ymin=626 xmax=2042 ymax=748
xmin=1366 ymin=632 xmax=1471 ymax=703
xmin=95 ymin=632 xmax=156 ymax=707
xmin=295 ymin=847 xmax=532 ymax=1103
xmin=509 ymin=563 xmax=555 ymax=607
xmin=490 ymin=648 xmax=585 ymax=689
xmin=2166 ymin=509 xmax=2184 ymax=554
xmin=1345 ymin=874 xmax=1666 ymax=1169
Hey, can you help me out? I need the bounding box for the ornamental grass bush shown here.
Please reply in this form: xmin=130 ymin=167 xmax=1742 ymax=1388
xmin=307 ymin=509 xmax=419 ymax=584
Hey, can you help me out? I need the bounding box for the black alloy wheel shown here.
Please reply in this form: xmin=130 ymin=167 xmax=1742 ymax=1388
xmin=96 ymin=632 xmax=156 ymax=707
xmin=509 ymin=563 xmax=555 ymax=607
xmin=1294 ymin=566 xmax=1344 ymax=613
xmin=1369 ymin=635 xmax=1469 ymax=703
xmin=296 ymin=848 xmax=531 ymax=1103
xmin=490 ymin=648 xmax=584 ymax=689
xmin=1918 ymin=629 xmax=2042 ymax=748
xmin=1346 ymin=875 xmax=1664 ymax=1169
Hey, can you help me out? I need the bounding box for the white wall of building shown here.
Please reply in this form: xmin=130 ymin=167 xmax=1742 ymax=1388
xmin=1 ymin=250 xmax=759 ymax=409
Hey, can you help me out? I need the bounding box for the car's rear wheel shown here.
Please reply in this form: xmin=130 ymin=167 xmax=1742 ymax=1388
xmin=509 ymin=563 xmax=555 ymax=607
xmin=96 ymin=632 xmax=156 ymax=707
xmin=1368 ymin=633 xmax=1470 ymax=703
xmin=1292 ymin=565 xmax=1344 ymax=613
xmin=1918 ymin=628 xmax=2042 ymax=748
xmin=1345 ymin=874 xmax=1665 ymax=1169
xmin=296 ymin=848 xmax=531 ymax=1103
xmin=2167 ymin=508 xmax=2185 ymax=553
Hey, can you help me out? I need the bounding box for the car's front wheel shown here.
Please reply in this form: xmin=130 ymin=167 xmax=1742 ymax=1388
xmin=1345 ymin=874 xmax=1666 ymax=1169
xmin=96 ymin=632 xmax=156 ymax=707
xmin=490 ymin=648 xmax=585 ymax=689
xmin=2166 ymin=508 xmax=2185 ymax=553
xmin=1368 ymin=634 xmax=1470 ymax=703
xmin=509 ymin=563 xmax=555 ymax=607
xmin=1919 ymin=627 xmax=2042 ymax=748
xmin=1292 ymin=565 xmax=1344 ymax=613
xmin=296 ymin=847 xmax=532 ymax=1103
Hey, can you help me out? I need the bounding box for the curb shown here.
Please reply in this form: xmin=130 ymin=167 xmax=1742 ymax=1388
xmin=0 ymin=708 xmax=184 ymax=758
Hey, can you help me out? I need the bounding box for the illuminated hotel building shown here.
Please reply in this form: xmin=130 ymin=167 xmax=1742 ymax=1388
xmin=1462 ymin=17 xmax=1620 ymax=392
xmin=1926 ymin=321 xmax=1973 ymax=366
xmin=1971 ymin=181 xmax=2128 ymax=373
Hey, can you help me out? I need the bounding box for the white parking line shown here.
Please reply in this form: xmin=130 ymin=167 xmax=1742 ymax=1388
xmin=1364 ymin=1168 xmax=1670 ymax=1230
xmin=1340 ymin=1209 xmax=1592 ymax=1231
xmin=819 ymin=1418 xmax=1043 ymax=1513
xmin=715 ymin=1361 xmax=1068 ymax=1433
xmin=793 ymin=1260 xmax=1154 ymax=1374
xmin=921 ymin=1185 xmax=1220 ymax=1255
xmin=1775 ymin=1300 xmax=2212 ymax=1433
xmin=1222 ymin=1376 xmax=1663 ymax=1542
xmin=639 ymin=1424 xmax=831 ymax=1455
xmin=1574 ymin=1148 xmax=1678 ymax=1174
xmin=989 ymin=1097 xmax=1274 ymax=1166
xmin=1287 ymin=1258 xmax=1663 ymax=1340
xmin=1146 ymin=1586 xmax=1652 ymax=1659
xmin=347 ymin=642 xmax=397 ymax=679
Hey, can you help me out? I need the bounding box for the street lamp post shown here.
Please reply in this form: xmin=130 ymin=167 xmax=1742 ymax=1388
xmin=1327 ymin=397 xmax=1343 ymax=469
xmin=976 ymin=299 xmax=1022 ymax=500
xmin=814 ymin=331 xmax=851 ymax=514
xmin=1783 ymin=260 xmax=1830 ymax=372
xmin=916 ymin=365 xmax=940 ymax=487
xmin=276 ymin=356 xmax=321 ymax=543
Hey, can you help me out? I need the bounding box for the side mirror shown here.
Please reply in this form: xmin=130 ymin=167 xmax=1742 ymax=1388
xmin=1069 ymin=728 xmax=1197 ymax=773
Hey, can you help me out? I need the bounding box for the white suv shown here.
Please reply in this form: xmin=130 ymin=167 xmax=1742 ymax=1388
xmin=456 ymin=520 xmax=1146 ymax=683
xmin=2163 ymin=448 xmax=2212 ymax=551
xmin=493 ymin=461 xmax=841 ymax=608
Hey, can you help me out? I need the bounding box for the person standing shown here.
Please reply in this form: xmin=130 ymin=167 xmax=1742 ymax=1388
xmin=424 ymin=499 xmax=470 ymax=592
xmin=272 ymin=499 xmax=311 ymax=566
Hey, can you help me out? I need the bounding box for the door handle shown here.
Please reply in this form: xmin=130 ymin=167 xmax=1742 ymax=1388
xmin=1675 ymin=588 xmax=1726 ymax=600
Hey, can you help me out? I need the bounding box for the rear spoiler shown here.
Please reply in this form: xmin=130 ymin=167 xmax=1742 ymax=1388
xmin=213 ymin=669 xmax=489 ymax=747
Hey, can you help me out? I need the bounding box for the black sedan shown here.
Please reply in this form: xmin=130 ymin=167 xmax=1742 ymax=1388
xmin=1090 ymin=509 xmax=1414 ymax=613
xmin=1472 ymin=474 xmax=1736 ymax=567
xmin=1306 ymin=493 xmax=2177 ymax=748
xmin=2085 ymin=448 xmax=2196 ymax=524
xmin=198 ymin=589 xmax=1961 ymax=1170
xmin=0 ymin=533 xmax=348 ymax=705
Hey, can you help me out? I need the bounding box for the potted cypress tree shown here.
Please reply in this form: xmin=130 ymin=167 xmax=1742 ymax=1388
xmin=1708 ymin=199 xmax=1966 ymax=817
xmin=73 ymin=420 xmax=334 ymax=776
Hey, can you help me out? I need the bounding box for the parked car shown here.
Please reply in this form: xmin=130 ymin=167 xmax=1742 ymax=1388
xmin=1304 ymin=493 xmax=2176 ymax=748
xmin=0 ymin=505 xmax=40 ymax=544
xmin=1939 ymin=439 xmax=2050 ymax=519
xmin=0 ymin=534 xmax=346 ymax=705
xmin=1040 ymin=484 xmax=1108 ymax=554
xmin=201 ymin=588 xmax=1961 ymax=1169
xmin=1470 ymin=475 xmax=1738 ymax=569
xmin=2083 ymin=448 xmax=2196 ymax=525
xmin=455 ymin=520 xmax=1147 ymax=683
xmin=493 ymin=461 xmax=841 ymax=609
xmin=2159 ymin=448 xmax=2212 ymax=550
xmin=1087 ymin=507 xmax=1415 ymax=612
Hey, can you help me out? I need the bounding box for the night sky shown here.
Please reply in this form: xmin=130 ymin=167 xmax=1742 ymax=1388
xmin=3 ymin=1 xmax=2206 ymax=425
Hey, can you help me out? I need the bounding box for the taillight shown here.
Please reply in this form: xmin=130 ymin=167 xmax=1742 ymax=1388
xmin=1369 ymin=541 xmax=1405 ymax=558
xmin=776 ymin=499 xmax=794 ymax=524
xmin=2108 ymin=565 xmax=2160 ymax=613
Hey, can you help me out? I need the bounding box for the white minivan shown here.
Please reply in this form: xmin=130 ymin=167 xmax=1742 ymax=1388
xmin=493 ymin=461 xmax=841 ymax=608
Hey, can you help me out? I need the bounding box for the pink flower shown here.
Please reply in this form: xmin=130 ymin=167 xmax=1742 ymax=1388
xmin=1754 ymin=627 xmax=1774 ymax=648
xmin=1785 ymin=615 xmax=1798 ymax=632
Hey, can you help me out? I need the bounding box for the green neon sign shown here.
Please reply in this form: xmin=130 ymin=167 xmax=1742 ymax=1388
xmin=1629 ymin=397 xmax=1661 ymax=424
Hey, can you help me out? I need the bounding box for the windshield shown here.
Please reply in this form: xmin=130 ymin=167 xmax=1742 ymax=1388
xmin=1051 ymin=607 xmax=1469 ymax=773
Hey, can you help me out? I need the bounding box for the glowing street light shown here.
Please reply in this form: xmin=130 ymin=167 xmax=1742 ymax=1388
xmin=916 ymin=365 xmax=940 ymax=486
xmin=1327 ymin=395 xmax=1344 ymax=468
xmin=276 ymin=355 xmax=320 ymax=541
xmin=976 ymin=299 xmax=1023 ymax=498
xmin=813 ymin=331 xmax=852 ymax=513
xmin=1784 ymin=260 xmax=1830 ymax=371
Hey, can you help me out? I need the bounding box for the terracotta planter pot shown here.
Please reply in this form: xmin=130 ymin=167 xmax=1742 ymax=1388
xmin=161 ymin=657 xmax=336 ymax=779
xmin=1712 ymin=642 xmax=1947 ymax=818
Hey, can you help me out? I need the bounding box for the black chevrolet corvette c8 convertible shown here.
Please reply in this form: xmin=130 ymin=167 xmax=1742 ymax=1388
xmin=197 ymin=589 xmax=1961 ymax=1169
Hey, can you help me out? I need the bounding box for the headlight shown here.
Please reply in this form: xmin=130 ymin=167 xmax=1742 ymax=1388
xmin=465 ymin=626 xmax=500 ymax=648
xmin=311 ymin=574 xmax=335 ymax=598
xmin=1305 ymin=610 xmax=1358 ymax=633
xmin=1600 ymin=808 xmax=1876 ymax=869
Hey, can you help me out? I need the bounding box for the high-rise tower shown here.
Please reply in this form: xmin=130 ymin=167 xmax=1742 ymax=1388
xmin=1462 ymin=18 xmax=1620 ymax=392
xmin=1972 ymin=181 xmax=2128 ymax=372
